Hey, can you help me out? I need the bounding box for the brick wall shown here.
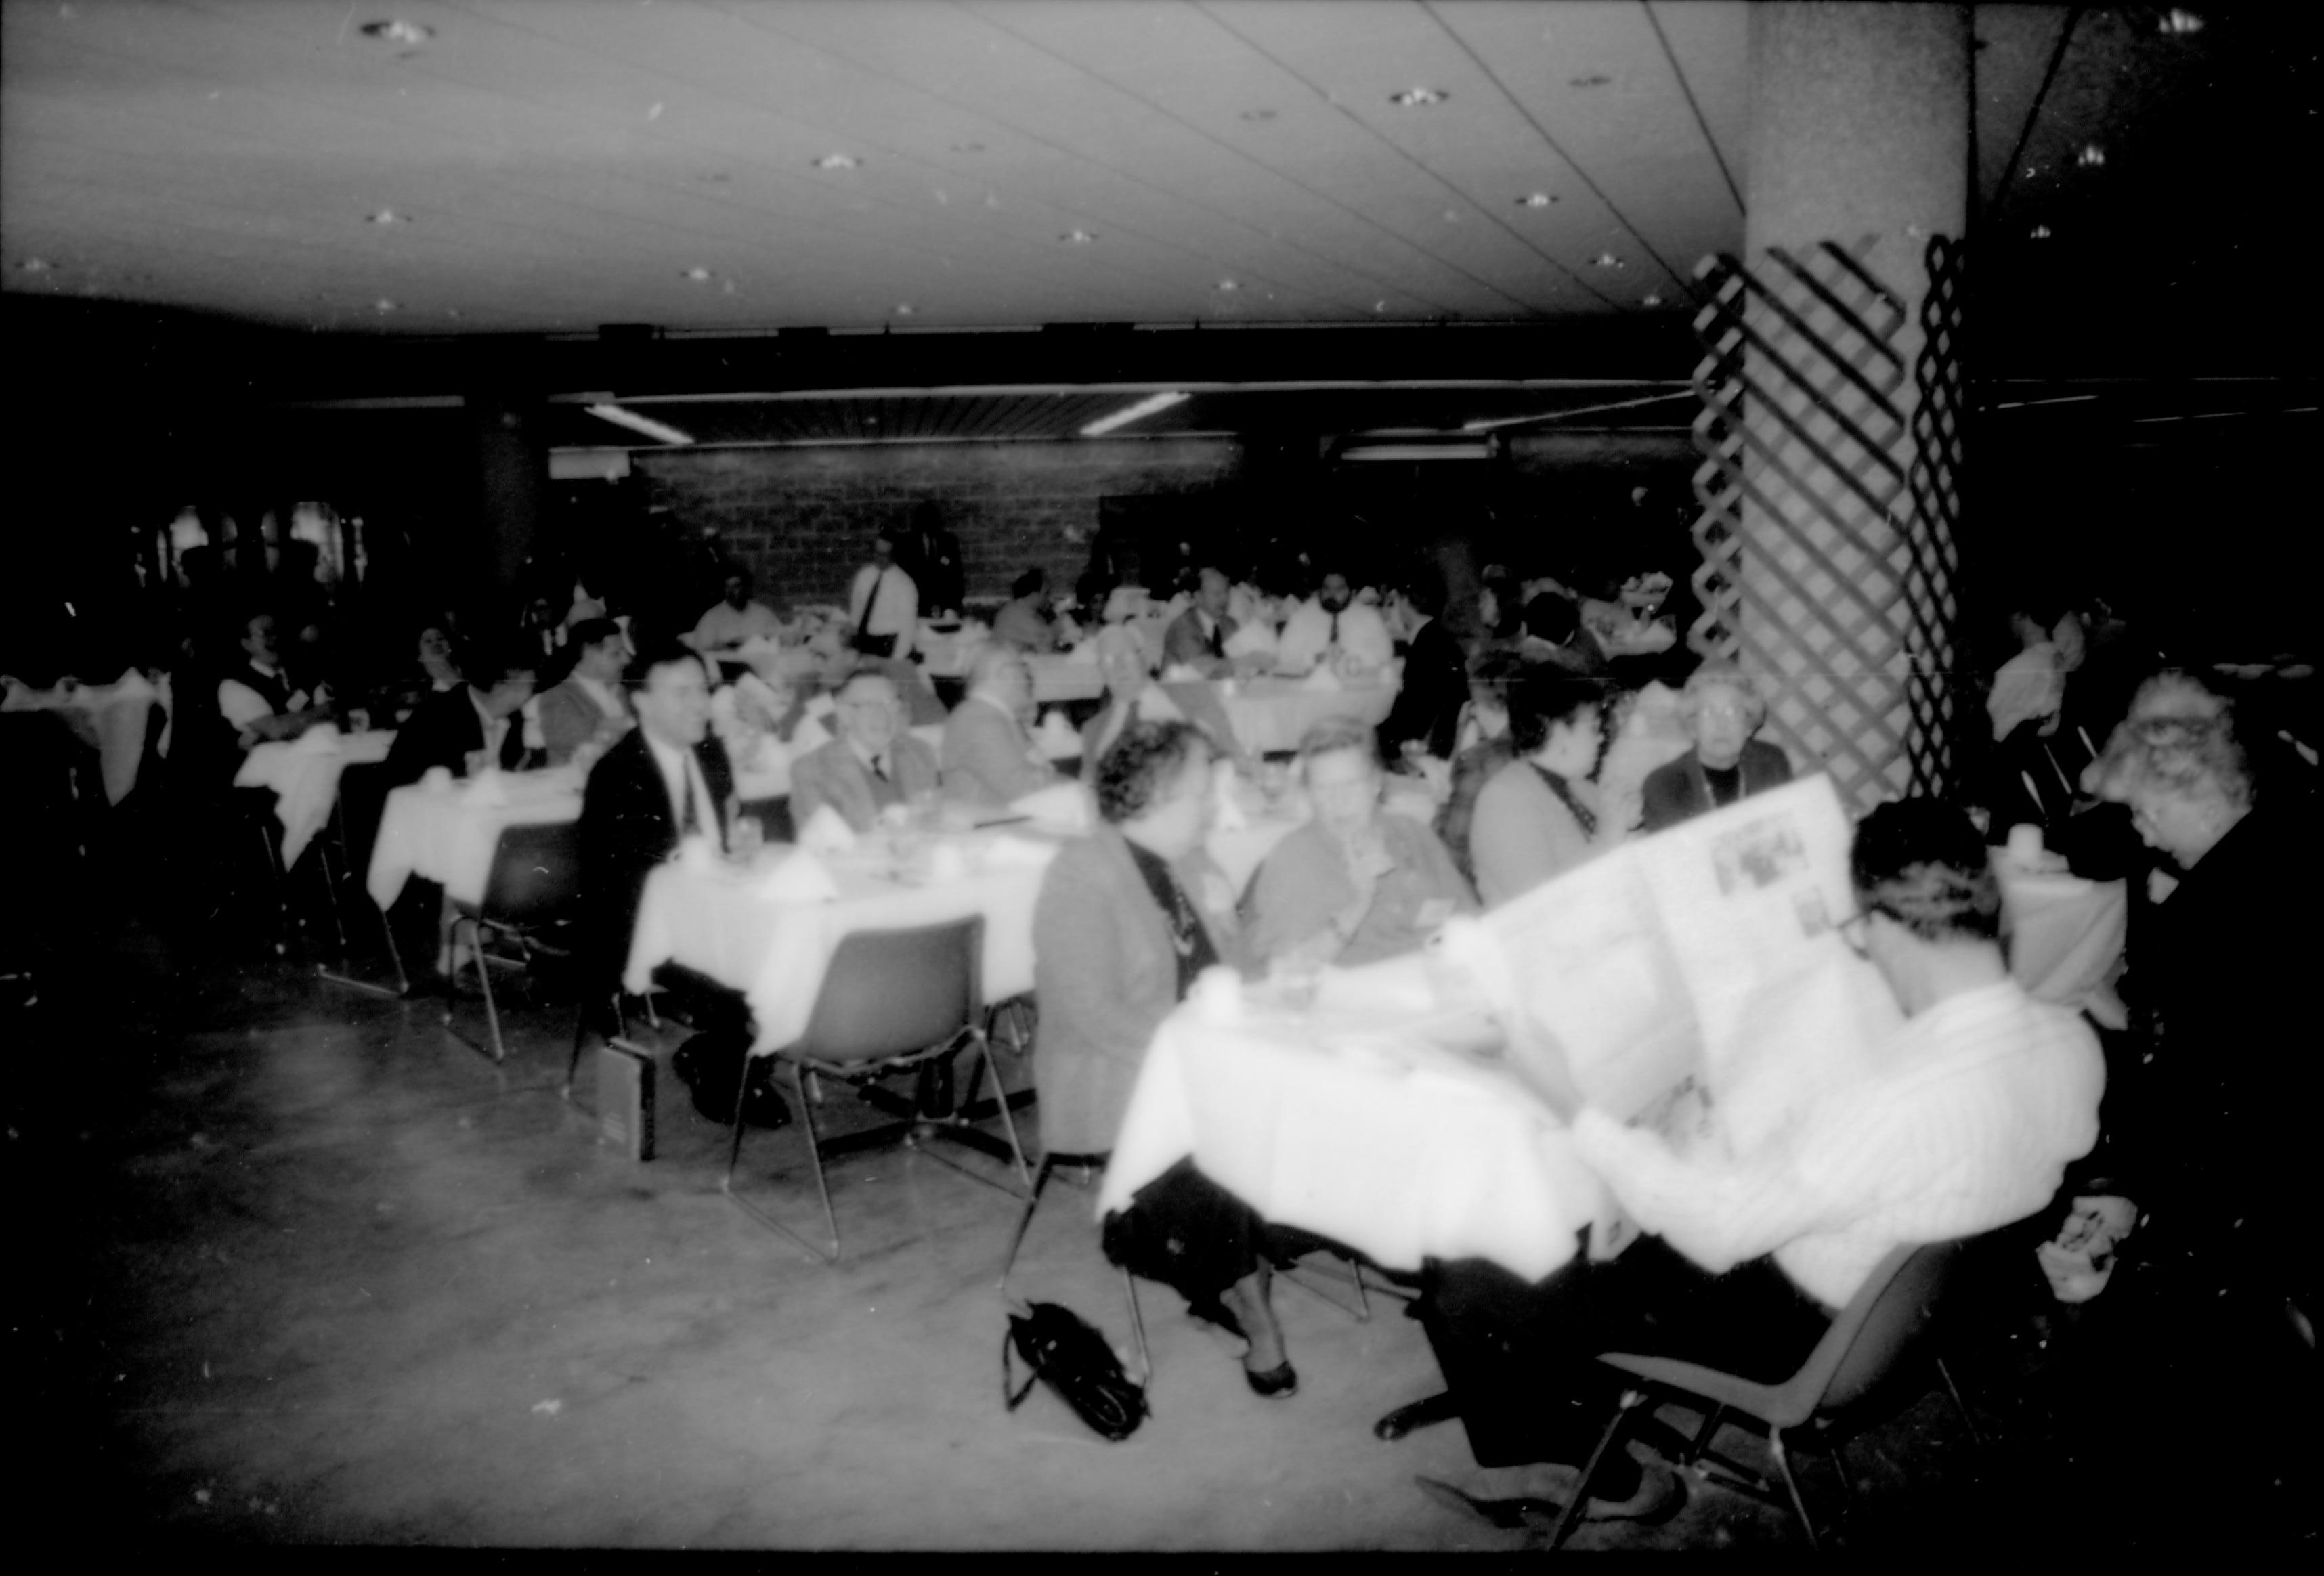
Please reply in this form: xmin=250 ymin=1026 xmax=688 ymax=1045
xmin=632 ymin=437 xmax=1245 ymax=608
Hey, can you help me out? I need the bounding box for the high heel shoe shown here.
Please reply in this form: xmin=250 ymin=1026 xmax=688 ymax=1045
xmin=1243 ymin=1358 xmax=1299 ymax=1399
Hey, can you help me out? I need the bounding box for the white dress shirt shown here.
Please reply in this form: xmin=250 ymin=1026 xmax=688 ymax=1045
xmin=643 ymin=732 xmax=720 ymax=846
xmin=848 ymin=563 xmax=920 ymax=657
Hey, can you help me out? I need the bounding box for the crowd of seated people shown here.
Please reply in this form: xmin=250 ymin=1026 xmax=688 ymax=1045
xmin=45 ymin=510 xmax=2312 ymax=1537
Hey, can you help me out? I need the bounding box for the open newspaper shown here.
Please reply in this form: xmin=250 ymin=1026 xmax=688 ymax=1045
xmin=1441 ymin=773 xmax=1905 ymax=1145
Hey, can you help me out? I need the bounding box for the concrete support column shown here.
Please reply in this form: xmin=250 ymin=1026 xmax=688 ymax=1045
xmin=1736 ymin=2 xmax=1971 ymax=808
xmin=465 ymin=392 xmax=547 ymax=597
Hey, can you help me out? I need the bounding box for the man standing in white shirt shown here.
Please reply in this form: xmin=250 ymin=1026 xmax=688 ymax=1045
xmin=1276 ymin=570 xmax=1394 ymax=674
xmin=848 ymin=531 xmax=919 ymax=661
xmin=1406 ymin=799 xmax=2103 ymax=1523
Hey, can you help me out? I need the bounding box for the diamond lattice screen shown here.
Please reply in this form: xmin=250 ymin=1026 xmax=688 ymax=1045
xmin=1685 ymin=237 xmax=1966 ymax=814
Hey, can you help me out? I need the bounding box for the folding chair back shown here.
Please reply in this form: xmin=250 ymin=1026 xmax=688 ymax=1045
xmin=1814 ymin=1238 xmax=1964 ymax=1419
xmin=795 ymin=916 xmax=983 ymax=1067
xmin=477 ymin=818 xmax=586 ymax=927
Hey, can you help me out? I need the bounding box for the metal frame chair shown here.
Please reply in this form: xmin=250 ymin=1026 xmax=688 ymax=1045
xmin=442 ymin=819 xmax=586 ymax=1064
xmin=724 ymin=915 xmax=1031 ymax=1262
xmin=1544 ymin=1237 xmax=1981 ymax=1550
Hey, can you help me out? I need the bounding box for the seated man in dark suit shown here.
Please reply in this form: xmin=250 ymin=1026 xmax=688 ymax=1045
xmin=1639 ymin=660 xmax=1793 ymax=833
xmin=530 ymin=617 xmax=632 ymax=767
xmin=1161 ymin=565 xmax=1239 ymax=678
xmin=789 ymin=669 xmax=943 ymax=833
xmin=383 ymin=650 xmax=536 ymax=788
xmin=1378 ymin=574 xmax=1470 ymax=762
xmin=574 ymin=642 xmax=741 ymax=1051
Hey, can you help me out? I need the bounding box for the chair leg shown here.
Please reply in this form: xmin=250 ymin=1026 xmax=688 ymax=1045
xmin=795 ymin=1061 xmax=840 ymax=1261
xmin=998 ymin=1154 xmax=1062 ymax=1292
xmin=473 ymin=921 xmax=507 ymax=1064
xmin=1119 ymin=1263 xmax=1152 ymax=1393
xmin=1545 ymin=1387 xmax=1648 ymax=1550
xmin=1770 ymin=1429 xmax=1820 ymax=1552
xmin=1937 ymin=1355 xmax=1985 ymax=1451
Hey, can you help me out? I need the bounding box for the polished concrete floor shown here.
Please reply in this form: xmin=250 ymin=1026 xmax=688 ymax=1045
xmin=9 ymin=844 xmax=2298 ymax=1552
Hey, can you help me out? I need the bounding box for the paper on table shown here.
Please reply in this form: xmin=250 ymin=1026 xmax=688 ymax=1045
xmin=421 ymin=766 xmax=456 ymax=791
xmin=978 ymin=833 xmax=1056 ymax=870
xmin=293 ymin=720 xmax=342 ymax=756
xmin=797 ymin=802 xmax=859 ymax=855
xmin=757 ymin=847 xmax=840 ymax=904
xmin=1009 ymin=780 xmax=1092 ymax=834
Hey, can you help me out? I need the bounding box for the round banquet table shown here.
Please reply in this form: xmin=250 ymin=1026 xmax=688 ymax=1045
xmin=365 ymin=768 xmax=586 ymax=911
xmin=624 ymin=830 xmax=1060 ymax=1055
xmin=235 ymin=726 xmax=395 ymax=868
xmin=3 ymin=672 xmax=161 ymax=806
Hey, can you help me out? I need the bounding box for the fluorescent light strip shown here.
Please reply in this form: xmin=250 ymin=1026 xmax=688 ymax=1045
xmin=586 ymin=403 xmax=695 ymax=445
xmin=1079 ymin=391 xmax=1189 ymax=437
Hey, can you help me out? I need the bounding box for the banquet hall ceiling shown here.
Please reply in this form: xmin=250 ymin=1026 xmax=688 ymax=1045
xmin=3 ymin=3 xmax=2313 ymax=433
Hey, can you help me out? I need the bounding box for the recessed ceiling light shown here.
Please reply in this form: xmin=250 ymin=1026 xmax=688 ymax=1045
xmin=17 ymin=257 xmax=53 ymax=273
xmin=1388 ymin=87 xmax=1448 ymax=107
xmin=445 ymin=308 xmax=461 ymax=319
xmin=1642 ymin=292 xmax=1664 ymax=307
xmin=374 ymin=298 xmax=399 ymax=313
xmin=1592 ymin=252 xmax=1624 ymax=268
xmin=358 ymin=20 xmax=433 ymax=45
xmin=894 ymin=303 xmax=916 ymax=316
xmin=1373 ymin=301 xmax=1389 ymax=313
xmin=1060 ymin=229 xmax=1096 ymax=244
xmin=2029 ymin=224 xmax=2054 ymax=240
xmin=683 ymin=266 xmax=713 ymax=282
xmin=1216 ymin=279 xmax=1240 ymax=292
xmin=1516 ymin=192 xmax=1556 ymax=209
xmin=2158 ymin=9 xmax=2204 ymax=35
xmin=1239 ymin=108 xmax=1277 ymax=122
xmin=813 ymin=153 xmax=861 ymax=171
xmin=367 ymin=209 xmax=405 ymax=225
xmin=1568 ymin=74 xmax=1612 ymax=89
xmin=2078 ymin=144 xmax=2106 ymax=167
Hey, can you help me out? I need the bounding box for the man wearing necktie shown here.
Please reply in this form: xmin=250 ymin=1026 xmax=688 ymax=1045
xmin=848 ymin=531 xmax=920 ymax=660
xmin=790 ymin=669 xmax=943 ymax=833
xmin=1278 ymin=569 xmax=1394 ymax=674
xmin=1161 ymin=565 xmax=1240 ymax=678
xmin=576 ymin=642 xmax=738 ymax=1048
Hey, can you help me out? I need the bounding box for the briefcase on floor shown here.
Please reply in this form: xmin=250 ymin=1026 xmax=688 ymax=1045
xmin=597 ymin=1041 xmax=656 ymax=1162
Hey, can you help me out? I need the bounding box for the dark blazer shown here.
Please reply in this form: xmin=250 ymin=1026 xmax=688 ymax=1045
xmin=788 ymin=732 xmax=942 ymax=834
xmin=383 ymin=686 xmax=523 ymax=787
xmin=534 ymin=676 xmax=629 ymax=766
xmin=1031 ymin=823 xmax=1246 ymax=1154
xmin=578 ymin=727 xmax=736 ymax=995
xmin=1161 ymin=607 xmax=1238 ymax=672
xmin=1639 ymin=739 xmax=1794 ymax=833
xmin=1378 ymin=615 xmax=1469 ymax=760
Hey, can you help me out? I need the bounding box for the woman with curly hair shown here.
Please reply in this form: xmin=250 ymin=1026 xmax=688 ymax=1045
xmin=1031 ymin=720 xmax=1303 ymax=1397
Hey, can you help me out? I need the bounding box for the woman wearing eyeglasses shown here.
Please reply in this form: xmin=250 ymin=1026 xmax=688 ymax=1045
xmin=1639 ymin=660 xmax=1794 ymax=833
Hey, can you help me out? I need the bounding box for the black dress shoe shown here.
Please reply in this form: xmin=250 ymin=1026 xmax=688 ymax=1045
xmin=1244 ymin=1358 xmax=1298 ymax=1399
xmin=1375 ymin=1390 xmax=1461 ymax=1441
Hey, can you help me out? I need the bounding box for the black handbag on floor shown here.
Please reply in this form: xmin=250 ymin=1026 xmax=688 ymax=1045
xmin=1002 ymin=1300 xmax=1148 ymax=1443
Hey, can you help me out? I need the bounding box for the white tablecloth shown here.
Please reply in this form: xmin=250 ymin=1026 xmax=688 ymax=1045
xmin=366 ymin=768 xmax=585 ymax=909
xmin=1029 ymin=653 xmax=1106 ymax=705
xmin=1099 ymin=967 xmax=1610 ymax=1282
xmin=235 ymin=726 xmax=395 ymax=869
xmin=624 ymin=832 xmax=1061 ymax=1055
xmin=1997 ymin=858 xmax=2129 ymax=1026
xmin=1163 ymin=674 xmax=1400 ymax=756
xmin=3 ymin=672 xmax=160 ymax=805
